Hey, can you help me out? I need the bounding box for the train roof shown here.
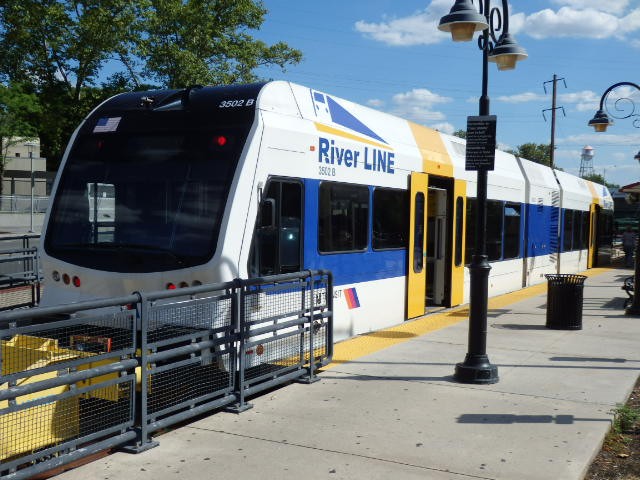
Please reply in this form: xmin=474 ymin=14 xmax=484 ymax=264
xmin=88 ymin=81 xmax=611 ymax=211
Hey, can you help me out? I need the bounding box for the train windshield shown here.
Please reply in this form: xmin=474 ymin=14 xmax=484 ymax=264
xmin=45 ymin=122 xmax=247 ymax=273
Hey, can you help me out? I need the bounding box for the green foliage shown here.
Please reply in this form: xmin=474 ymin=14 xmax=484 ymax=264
xmin=0 ymin=83 xmax=41 ymax=160
xmin=452 ymin=129 xmax=466 ymax=139
xmin=581 ymin=173 xmax=619 ymax=191
xmin=610 ymin=403 xmax=640 ymax=434
xmin=139 ymin=0 xmax=302 ymax=88
xmin=507 ymin=143 xmax=551 ymax=166
xmin=0 ymin=0 xmax=302 ymax=168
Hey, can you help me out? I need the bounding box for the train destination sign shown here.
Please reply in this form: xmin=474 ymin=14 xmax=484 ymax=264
xmin=465 ymin=115 xmax=497 ymax=171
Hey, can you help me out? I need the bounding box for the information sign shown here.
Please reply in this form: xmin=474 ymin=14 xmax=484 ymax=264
xmin=465 ymin=115 xmax=497 ymax=171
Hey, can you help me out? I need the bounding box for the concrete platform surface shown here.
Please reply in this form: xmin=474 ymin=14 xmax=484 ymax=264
xmin=54 ymin=267 xmax=640 ymax=480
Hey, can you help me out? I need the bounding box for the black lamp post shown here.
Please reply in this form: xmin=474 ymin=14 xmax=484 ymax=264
xmin=589 ymin=82 xmax=640 ymax=315
xmin=24 ymin=141 xmax=37 ymax=233
xmin=439 ymin=0 xmax=527 ymax=384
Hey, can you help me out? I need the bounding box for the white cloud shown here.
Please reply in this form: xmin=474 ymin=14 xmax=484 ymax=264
xmin=367 ymin=99 xmax=385 ymax=108
xmin=620 ymin=8 xmax=640 ymax=35
xmin=551 ymin=0 xmax=629 ymax=15
xmin=557 ymin=90 xmax=600 ymax=112
xmin=430 ymin=122 xmax=455 ymax=134
xmin=496 ymin=92 xmax=546 ymax=103
xmin=558 ymin=132 xmax=640 ymax=146
xmin=524 ymin=7 xmax=620 ymax=39
xmin=355 ymin=2 xmax=640 ymax=45
xmin=354 ymin=0 xmax=453 ymax=46
xmin=389 ymin=88 xmax=452 ymax=122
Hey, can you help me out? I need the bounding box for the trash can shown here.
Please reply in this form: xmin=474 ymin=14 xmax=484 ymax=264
xmin=544 ymin=274 xmax=587 ymax=330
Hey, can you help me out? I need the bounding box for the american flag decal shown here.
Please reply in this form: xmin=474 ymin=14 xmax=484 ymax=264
xmin=93 ymin=117 xmax=122 ymax=133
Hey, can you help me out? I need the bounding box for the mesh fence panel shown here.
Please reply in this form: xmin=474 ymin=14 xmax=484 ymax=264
xmin=143 ymin=293 xmax=236 ymax=425
xmin=240 ymin=273 xmax=332 ymax=391
xmin=0 ymin=310 xmax=136 ymax=470
xmin=146 ymin=355 xmax=232 ymax=415
xmin=148 ymin=295 xmax=233 ymax=342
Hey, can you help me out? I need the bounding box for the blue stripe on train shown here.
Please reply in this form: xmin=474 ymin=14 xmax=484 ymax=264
xmin=301 ymin=178 xmax=561 ymax=286
xmin=525 ymin=204 xmax=559 ymax=257
xmin=302 ymin=179 xmax=406 ymax=286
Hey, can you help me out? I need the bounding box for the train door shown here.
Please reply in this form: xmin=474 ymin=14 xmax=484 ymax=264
xmin=587 ymin=203 xmax=597 ymax=269
xmin=595 ymin=206 xmax=614 ymax=267
xmin=427 ymin=188 xmax=447 ymax=305
xmin=407 ymin=172 xmax=428 ymax=319
xmin=248 ymin=178 xmax=303 ymax=276
xmin=450 ymin=180 xmax=466 ymax=307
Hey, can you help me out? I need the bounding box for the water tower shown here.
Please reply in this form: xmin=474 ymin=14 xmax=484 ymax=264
xmin=579 ymin=145 xmax=595 ymax=177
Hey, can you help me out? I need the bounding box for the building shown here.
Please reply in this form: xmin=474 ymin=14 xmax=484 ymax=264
xmin=1 ymin=138 xmax=50 ymax=197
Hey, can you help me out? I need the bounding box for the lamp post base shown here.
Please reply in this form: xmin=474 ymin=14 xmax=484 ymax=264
xmin=454 ymin=354 xmax=499 ymax=384
xmin=625 ymin=303 xmax=640 ymax=316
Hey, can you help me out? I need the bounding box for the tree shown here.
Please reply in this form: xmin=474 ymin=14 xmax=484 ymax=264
xmin=0 ymin=83 xmax=41 ymax=194
xmin=139 ymin=0 xmax=302 ymax=88
xmin=453 ymin=129 xmax=466 ymax=139
xmin=507 ymin=143 xmax=551 ymax=166
xmin=0 ymin=0 xmax=302 ymax=168
xmin=581 ymin=173 xmax=619 ymax=192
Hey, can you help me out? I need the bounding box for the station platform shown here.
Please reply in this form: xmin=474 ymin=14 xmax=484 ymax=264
xmin=54 ymin=267 xmax=640 ymax=480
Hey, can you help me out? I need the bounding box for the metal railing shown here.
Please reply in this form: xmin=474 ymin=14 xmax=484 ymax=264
xmin=0 ymin=235 xmax=42 ymax=311
xmin=0 ymin=196 xmax=48 ymax=214
xmin=0 ymin=270 xmax=333 ymax=478
xmin=0 ymin=295 xmax=139 ymax=480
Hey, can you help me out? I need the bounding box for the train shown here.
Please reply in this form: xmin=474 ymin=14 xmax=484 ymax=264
xmin=38 ymin=81 xmax=614 ymax=341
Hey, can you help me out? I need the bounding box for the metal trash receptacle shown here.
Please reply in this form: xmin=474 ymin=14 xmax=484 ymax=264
xmin=544 ymin=274 xmax=587 ymax=330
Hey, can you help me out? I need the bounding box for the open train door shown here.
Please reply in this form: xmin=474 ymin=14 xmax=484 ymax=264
xmin=449 ymin=179 xmax=466 ymax=307
xmin=407 ymin=172 xmax=428 ymax=319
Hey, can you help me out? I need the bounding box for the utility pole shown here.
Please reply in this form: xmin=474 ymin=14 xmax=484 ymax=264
xmin=543 ymin=74 xmax=566 ymax=169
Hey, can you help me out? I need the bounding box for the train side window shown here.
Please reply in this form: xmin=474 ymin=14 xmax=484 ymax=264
xmin=248 ymin=179 xmax=302 ymax=277
xmin=454 ymin=196 xmax=464 ymax=267
xmin=581 ymin=210 xmax=590 ymax=249
xmin=373 ymin=188 xmax=408 ymax=250
xmin=319 ymin=182 xmax=368 ymax=253
xmin=563 ymin=209 xmax=574 ymax=251
xmin=503 ymin=203 xmax=521 ymax=259
xmin=486 ymin=200 xmax=503 ymax=261
xmin=572 ymin=209 xmax=581 ymax=251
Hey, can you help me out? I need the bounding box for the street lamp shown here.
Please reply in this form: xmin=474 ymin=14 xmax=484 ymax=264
xmin=439 ymin=0 xmax=527 ymax=384
xmin=24 ymin=141 xmax=36 ymax=233
xmin=588 ymin=82 xmax=640 ymax=315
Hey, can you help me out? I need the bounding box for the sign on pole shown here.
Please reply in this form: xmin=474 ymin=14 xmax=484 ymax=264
xmin=465 ymin=115 xmax=497 ymax=171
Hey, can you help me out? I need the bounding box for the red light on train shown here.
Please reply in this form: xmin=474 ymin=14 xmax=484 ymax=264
xmin=214 ymin=135 xmax=227 ymax=147
xmin=72 ymin=276 xmax=81 ymax=287
xmin=166 ymin=282 xmax=177 ymax=290
xmin=62 ymin=273 xmax=70 ymax=285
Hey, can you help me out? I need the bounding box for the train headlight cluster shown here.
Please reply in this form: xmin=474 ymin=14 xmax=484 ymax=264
xmin=53 ymin=271 xmax=82 ymax=287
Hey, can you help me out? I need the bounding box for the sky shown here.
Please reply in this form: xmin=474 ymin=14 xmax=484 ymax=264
xmin=253 ymin=0 xmax=640 ymax=189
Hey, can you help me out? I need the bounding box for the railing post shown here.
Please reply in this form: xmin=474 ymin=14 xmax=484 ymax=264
xmin=228 ymin=278 xmax=252 ymax=413
xmin=121 ymin=291 xmax=158 ymax=453
xmin=298 ymin=271 xmax=320 ymax=384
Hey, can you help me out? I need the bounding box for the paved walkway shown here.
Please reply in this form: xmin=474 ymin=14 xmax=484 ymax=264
xmin=55 ymin=267 xmax=640 ymax=480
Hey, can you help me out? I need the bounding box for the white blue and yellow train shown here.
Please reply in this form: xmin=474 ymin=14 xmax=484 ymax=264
xmin=39 ymin=81 xmax=614 ymax=341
